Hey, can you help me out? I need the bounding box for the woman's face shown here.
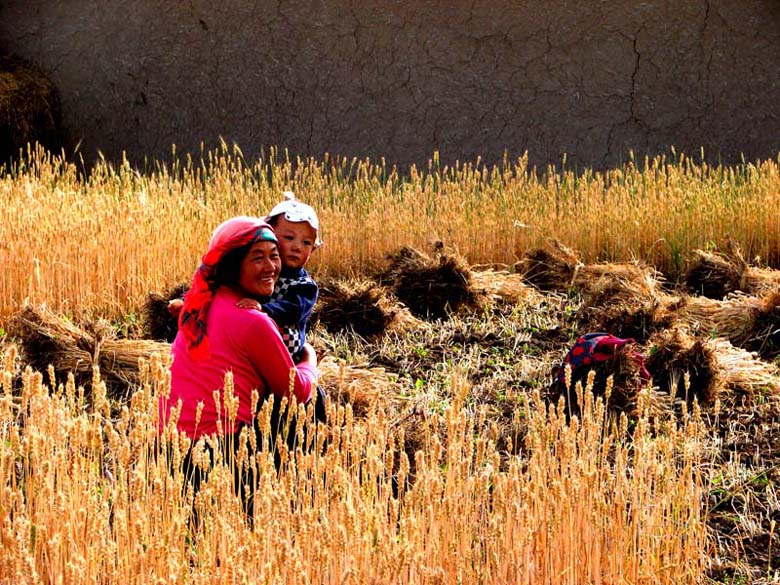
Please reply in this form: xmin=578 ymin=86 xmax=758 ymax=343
xmin=237 ymin=241 xmax=281 ymax=297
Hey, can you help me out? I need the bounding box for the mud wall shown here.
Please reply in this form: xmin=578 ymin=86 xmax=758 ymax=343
xmin=1 ymin=1 xmax=779 ymax=170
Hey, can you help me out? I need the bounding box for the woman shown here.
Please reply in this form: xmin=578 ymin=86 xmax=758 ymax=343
xmin=159 ymin=216 xmax=319 ymax=494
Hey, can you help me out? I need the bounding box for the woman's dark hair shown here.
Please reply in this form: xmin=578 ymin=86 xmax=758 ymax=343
xmin=211 ymin=242 xmax=254 ymax=288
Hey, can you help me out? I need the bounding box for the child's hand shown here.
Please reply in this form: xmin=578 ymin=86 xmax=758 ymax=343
xmin=236 ymin=298 xmax=263 ymax=311
xmin=167 ymin=298 xmax=184 ymax=317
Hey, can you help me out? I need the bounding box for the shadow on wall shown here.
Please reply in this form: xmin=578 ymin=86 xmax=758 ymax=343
xmin=0 ymin=55 xmax=61 ymax=167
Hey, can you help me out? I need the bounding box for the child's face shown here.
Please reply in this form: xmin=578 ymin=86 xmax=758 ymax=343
xmin=273 ymin=217 xmax=318 ymax=270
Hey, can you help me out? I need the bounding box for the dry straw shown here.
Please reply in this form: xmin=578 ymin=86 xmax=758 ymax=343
xmin=675 ymin=292 xmax=780 ymax=356
xmin=518 ymin=239 xmax=663 ymax=300
xmin=10 ymin=305 xmax=170 ymax=398
xmin=377 ymin=246 xmax=486 ymax=319
xmin=685 ymin=239 xmax=780 ymax=299
xmin=313 ymin=278 xmax=423 ymax=338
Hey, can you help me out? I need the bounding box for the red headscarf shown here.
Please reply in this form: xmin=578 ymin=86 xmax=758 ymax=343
xmin=179 ymin=216 xmax=278 ymax=361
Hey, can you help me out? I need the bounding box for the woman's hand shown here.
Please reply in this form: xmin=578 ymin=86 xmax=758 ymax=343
xmin=297 ymin=343 xmax=318 ymax=368
xmin=167 ymin=298 xmax=184 ymax=317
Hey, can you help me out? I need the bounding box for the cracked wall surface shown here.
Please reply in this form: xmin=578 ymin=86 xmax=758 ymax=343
xmin=1 ymin=1 xmax=779 ymax=170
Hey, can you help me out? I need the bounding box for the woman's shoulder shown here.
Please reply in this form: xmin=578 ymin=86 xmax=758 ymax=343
xmin=213 ymin=289 xmax=279 ymax=333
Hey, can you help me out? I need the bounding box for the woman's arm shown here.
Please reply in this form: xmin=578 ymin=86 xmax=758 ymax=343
xmin=243 ymin=313 xmax=317 ymax=404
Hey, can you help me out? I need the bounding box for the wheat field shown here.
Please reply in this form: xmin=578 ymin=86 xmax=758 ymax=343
xmin=1 ymin=145 xmax=779 ymax=324
xmin=0 ymin=345 xmax=707 ymax=583
xmin=3 ymin=145 xmax=779 ymax=582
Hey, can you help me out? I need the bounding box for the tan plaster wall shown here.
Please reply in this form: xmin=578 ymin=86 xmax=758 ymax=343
xmin=1 ymin=1 xmax=779 ymax=170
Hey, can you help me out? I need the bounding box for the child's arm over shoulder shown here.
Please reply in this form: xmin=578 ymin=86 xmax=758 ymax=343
xmin=236 ymin=298 xmax=263 ymax=311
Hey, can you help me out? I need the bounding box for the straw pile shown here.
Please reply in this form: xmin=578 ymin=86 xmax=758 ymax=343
xmin=644 ymin=328 xmax=721 ymax=406
xmin=377 ymin=247 xmax=485 ymax=319
xmin=313 ymin=279 xmax=422 ymax=338
xmin=675 ymin=292 xmax=780 ymax=357
xmin=706 ymin=338 xmax=780 ymax=401
xmin=317 ymin=355 xmax=398 ymax=418
xmin=518 ymin=240 xmax=663 ymax=300
xmin=143 ymin=281 xmax=189 ymax=342
xmin=685 ymin=242 xmax=780 ymax=299
xmin=578 ymin=288 xmax=681 ymax=343
xmin=470 ymin=268 xmax=546 ymax=307
xmin=11 ymin=306 xmax=170 ymax=398
xmin=0 ymin=55 xmax=60 ymax=163
xmin=516 ymin=240 xmax=582 ymax=291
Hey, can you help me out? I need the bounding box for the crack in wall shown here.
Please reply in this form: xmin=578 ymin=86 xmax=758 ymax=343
xmin=629 ymin=31 xmax=642 ymax=129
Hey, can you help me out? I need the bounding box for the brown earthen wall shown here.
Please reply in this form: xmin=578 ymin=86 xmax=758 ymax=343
xmin=1 ymin=1 xmax=779 ymax=170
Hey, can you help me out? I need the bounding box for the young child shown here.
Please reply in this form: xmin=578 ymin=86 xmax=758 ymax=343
xmin=235 ymin=193 xmax=322 ymax=361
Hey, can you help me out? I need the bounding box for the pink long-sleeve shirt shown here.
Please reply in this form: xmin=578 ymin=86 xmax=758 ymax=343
xmin=159 ymin=287 xmax=317 ymax=439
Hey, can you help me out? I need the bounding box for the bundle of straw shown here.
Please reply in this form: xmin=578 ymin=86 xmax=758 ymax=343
xmin=675 ymin=292 xmax=780 ymax=356
xmin=317 ymin=355 xmax=398 ymax=418
xmin=676 ymin=294 xmax=759 ymax=339
xmin=645 ymin=328 xmax=722 ymax=406
xmin=519 ymin=240 xmax=663 ymax=300
xmin=685 ymin=241 xmax=780 ymax=299
xmin=377 ymin=246 xmax=485 ymax=319
xmin=706 ymin=338 xmax=780 ymax=401
xmin=314 ymin=279 xmax=423 ymax=338
xmin=470 ymin=268 xmax=545 ymax=306
xmin=143 ymin=281 xmax=189 ymax=342
xmin=11 ymin=306 xmax=170 ymax=397
xmin=516 ymin=240 xmax=582 ymax=291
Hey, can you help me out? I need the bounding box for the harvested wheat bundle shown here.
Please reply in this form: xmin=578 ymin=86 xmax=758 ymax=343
xmin=684 ymin=249 xmax=746 ymax=299
xmin=12 ymin=306 xmax=96 ymax=379
xmin=518 ymin=240 xmax=663 ymax=301
xmin=470 ymin=268 xmax=545 ymax=307
xmin=143 ymin=281 xmax=190 ymax=342
xmin=675 ymin=292 xmax=780 ymax=357
xmin=578 ymin=299 xmax=658 ymax=343
xmin=745 ymin=292 xmax=780 ymax=357
xmin=11 ymin=305 xmax=170 ymax=398
xmin=674 ymin=294 xmax=755 ymax=339
xmin=313 ymin=278 xmax=423 ymax=337
xmin=706 ymin=338 xmax=780 ymax=401
xmin=377 ymin=246 xmax=485 ymax=320
xmin=579 ymin=291 xmax=682 ymax=343
xmin=578 ymin=262 xmax=663 ymax=300
xmin=645 ymin=328 xmax=722 ymax=406
xmin=317 ymin=356 xmax=397 ymax=418
xmin=685 ymin=242 xmax=780 ymax=299
xmin=0 ymin=55 xmax=60 ymax=163
xmin=516 ymin=240 xmax=582 ymax=291
xmin=98 ymin=338 xmax=171 ymax=389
